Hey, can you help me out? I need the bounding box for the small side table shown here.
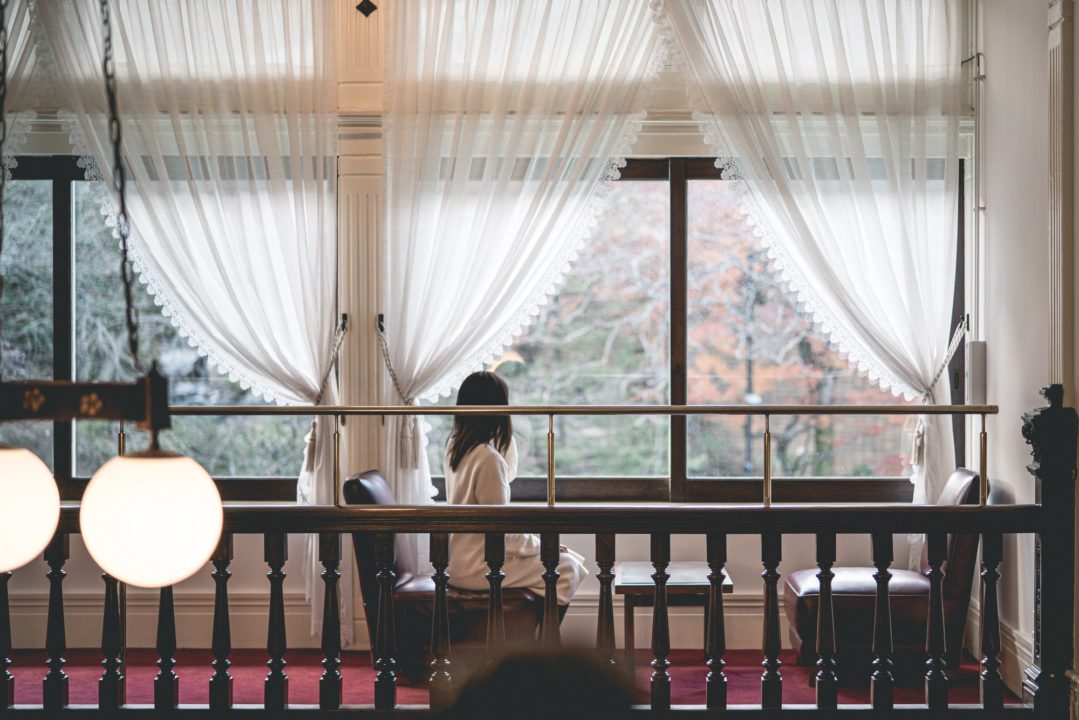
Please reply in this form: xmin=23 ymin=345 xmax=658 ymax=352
xmin=614 ymin=561 xmax=733 ymax=670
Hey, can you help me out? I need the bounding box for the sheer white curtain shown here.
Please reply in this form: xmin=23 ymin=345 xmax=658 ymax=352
xmin=382 ymin=0 xmax=665 ymax=569
xmin=36 ymin=0 xmax=351 ymax=642
xmin=661 ymin=0 xmax=963 ymax=562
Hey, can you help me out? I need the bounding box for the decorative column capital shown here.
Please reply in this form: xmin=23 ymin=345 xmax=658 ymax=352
xmin=1022 ymin=384 xmax=1078 ymax=485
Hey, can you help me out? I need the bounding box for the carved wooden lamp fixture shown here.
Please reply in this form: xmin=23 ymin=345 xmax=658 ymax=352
xmin=0 ymin=0 xmax=222 ymax=588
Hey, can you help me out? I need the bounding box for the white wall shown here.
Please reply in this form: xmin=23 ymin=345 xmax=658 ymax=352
xmin=975 ymin=0 xmax=1052 ymax=692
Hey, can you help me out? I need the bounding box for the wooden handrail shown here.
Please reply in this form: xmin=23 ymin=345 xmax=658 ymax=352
xmin=54 ymin=502 xmax=1042 ymax=535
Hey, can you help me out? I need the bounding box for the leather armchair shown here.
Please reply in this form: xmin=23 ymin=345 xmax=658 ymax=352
xmin=344 ymin=470 xmax=541 ymax=681
xmin=783 ymin=468 xmax=982 ymax=673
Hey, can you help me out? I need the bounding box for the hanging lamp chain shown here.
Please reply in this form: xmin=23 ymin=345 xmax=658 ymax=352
xmin=98 ymin=0 xmax=142 ymax=372
xmin=0 ymin=0 xmax=8 ymax=381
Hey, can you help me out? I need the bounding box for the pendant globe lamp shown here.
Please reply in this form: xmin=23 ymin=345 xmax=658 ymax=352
xmin=0 ymin=0 xmax=61 ymax=573
xmin=0 ymin=448 xmax=60 ymax=573
xmin=77 ymin=0 xmax=223 ymax=589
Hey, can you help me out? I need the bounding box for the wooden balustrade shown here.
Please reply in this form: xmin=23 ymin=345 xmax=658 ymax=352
xmin=208 ymin=533 xmax=233 ymax=710
xmin=484 ymin=533 xmax=506 ymax=651
xmin=98 ymin=573 xmax=124 ymax=710
xmin=705 ymin=532 xmax=728 ymax=710
xmin=540 ymin=533 xmax=561 ymax=647
xmin=649 ymin=532 xmax=672 ymax=710
xmin=318 ymin=533 xmax=343 ymax=710
xmin=925 ymin=531 xmax=949 ymax=709
xmin=372 ymin=533 xmax=397 ymax=710
xmin=1 ymin=573 xmax=13 ymax=710
xmin=2 ymin=396 xmax=1073 ymax=716
xmin=814 ymin=532 xmax=838 ymax=710
xmin=42 ymin=532 xmax=68 ymax=711
xmin=595 ymin=533 xmax=617 ymax=667
xmin=870 ymin=531 xmax=895 ymax=709
xmin=0 ymin=501 xmax=1067 ymax=717
xmin=154 ymin=587 xmax=178 ymax=710
xmin=760 ymin=530 xmax=783 ymax=709
xmin=264 ymin=532 xmax=288 ymax=711
xmin=428 ymin=533 xmax=453 ymax=710
xmin=980 ymin=531 xmax=1005 ymax=709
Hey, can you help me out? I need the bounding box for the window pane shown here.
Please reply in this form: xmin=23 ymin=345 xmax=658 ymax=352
xmin=0 ymin=180 xmax=55 ymax=467
xmin=72 ymin=183 xmax=307 ymax=477
xmin=426 ymin=181 xmax=671 ymax=477
xmin=686 ymin=180 xmax=911 ymax=478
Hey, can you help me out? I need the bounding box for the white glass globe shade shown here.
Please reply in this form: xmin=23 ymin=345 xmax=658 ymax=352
xmin=0 ymin=447 xmax=60 ymax=573
xmin=80 ymin=452 xmax=223 ymax=588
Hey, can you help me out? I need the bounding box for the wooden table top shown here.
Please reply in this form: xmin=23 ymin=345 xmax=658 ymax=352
xmin=613 ymin=560 xmax=733 ymax=595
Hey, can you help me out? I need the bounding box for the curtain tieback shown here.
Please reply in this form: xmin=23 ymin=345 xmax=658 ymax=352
xmin=302 ymin=315 xmax=351 ymax=475
xmin=377 ymin=318 xmax=421 ymax=469
xmin=910 ymin=318 xmax=968 ymax=467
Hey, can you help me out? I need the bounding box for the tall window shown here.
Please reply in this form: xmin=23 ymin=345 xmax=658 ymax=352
xmin=426 ymin=158 xmax=961 ymax=502
xmin=0 ymin=156 xmax=306 ymax=497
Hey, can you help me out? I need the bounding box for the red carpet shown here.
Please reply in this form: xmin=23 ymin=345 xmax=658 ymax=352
xmin=9 ymin=648 xmax=1016 ymax=707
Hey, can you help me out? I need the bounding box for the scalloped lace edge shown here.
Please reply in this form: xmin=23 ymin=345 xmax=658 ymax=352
xmin=32 ymin=0 xmax=310 ymax=406
xmin=54 ymin=111 xmax=289 ymax=405
xmin=651 ymin=4 xmax=918 ymax=402
xmin=3 ymin=111 xmax=34 ymax=180
xmin=415 ymin=13 xmax=673 ymax=404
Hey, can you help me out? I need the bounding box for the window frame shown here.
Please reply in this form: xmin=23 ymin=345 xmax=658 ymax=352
xmin=11 ymin=155 xmax=295 ymax=501
xmin=16 ymin=155 xmax=961 ymax=503
xmin=431 ymin=156 xmax=965 ymax=504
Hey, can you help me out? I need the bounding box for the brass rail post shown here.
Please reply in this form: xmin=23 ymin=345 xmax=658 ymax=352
xmin=116 ymin=421 xmax=127 ymax=675
xmin=547 ymin=414 xmax=555 ymax=507
xmin=763 ymin=415 xmax=772 ymax=508
xmin=979 ymin=413 xmax=988 ymax=506
xmin=333 ymin=414 xmax=341 ymax=508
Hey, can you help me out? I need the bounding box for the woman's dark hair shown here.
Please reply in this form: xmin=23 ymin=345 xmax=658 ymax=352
xmin=447 ymin=371 xmax=512 ymax=472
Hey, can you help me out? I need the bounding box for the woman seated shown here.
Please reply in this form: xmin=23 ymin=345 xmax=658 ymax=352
xmin=444 ymin=371 xmax=587 ymax=611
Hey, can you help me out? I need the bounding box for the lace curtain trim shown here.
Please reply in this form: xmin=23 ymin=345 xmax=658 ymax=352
xmin=56 ymin=110 xmax=288 ymax=404
xmin=652 ymin=2 xmax=919 ymax=402
xmin=29 ymin=0 xmax=309 ymax=405
xmin=415 ymin=18 xmax=673 ymax=404
xmin=2 ymin=111 xmax=33 ymax=180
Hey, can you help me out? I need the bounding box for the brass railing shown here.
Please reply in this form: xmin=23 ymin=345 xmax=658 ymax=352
xmin=3 ymin=395 xmax=1074 ymax=717
xmin=169 ymin=403 xmax=997 ymax=508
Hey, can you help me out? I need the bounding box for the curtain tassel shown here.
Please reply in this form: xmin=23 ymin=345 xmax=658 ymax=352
xmin=399 ymin=415 xmax=421 ymax=469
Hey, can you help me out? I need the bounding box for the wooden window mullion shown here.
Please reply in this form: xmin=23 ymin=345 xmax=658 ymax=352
xmin=670 ymin=159 xmax=688 ymax=501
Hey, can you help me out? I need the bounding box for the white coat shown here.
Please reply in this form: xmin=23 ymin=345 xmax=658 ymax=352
xmin=444 ymin=437 xmax=587 ymax=605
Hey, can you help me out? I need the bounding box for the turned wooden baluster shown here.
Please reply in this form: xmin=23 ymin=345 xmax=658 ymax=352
xmin=264 ymin=532 xmax=289 ymax=710
xmin=925 ymin=531 xmax=949 ymax=709
xmin=980 ymin=531 xmax=1004 ymax=710
xmin=2 ymin=572 xmax=13 ymax=710
xmin=815 ymin=532 xmax=838 ymax=710
xmin=760 ymin=530 xmax=782 ymax=709
xmin=429 ymin=533 xmax=453 ymax=709
xmin=705 ymin=532 xmax=727 ymax=710
xmin=319 ymin=533 xmax=342 ymax=710
xmin=373 ymin=533 xmax=398 ymax=710
xmin=209 ymin=534 xmax=234 ymax=710
xmin=540 ymin=533 xmax=561 ymax=646
xmin=595 ymin=533 xmax=616 ymax=667
xmin=98 ymin=573 xmax=125 ymax=710
xmin=650 ymin=532 xmax=671 ymax=710
xmin=870 ymin=530 xmax=895 ymax=709
xmin=484 ymin=533 xmax=506 ymax=651
xmin=155 ymin=587 xmax=178 ymax=710
xmin=42 ymin=533 xmax=69 ymax=710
